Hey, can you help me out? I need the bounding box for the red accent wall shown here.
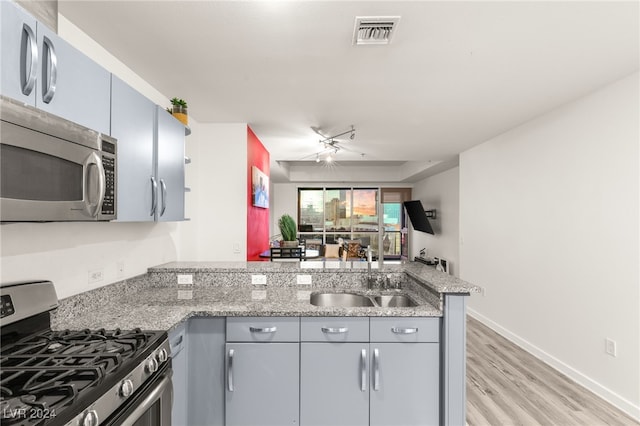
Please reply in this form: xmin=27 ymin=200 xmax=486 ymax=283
xmin=247 ymin=126 xmax=270 ymax=261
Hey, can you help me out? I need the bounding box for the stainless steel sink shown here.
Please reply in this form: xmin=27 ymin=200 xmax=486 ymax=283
xmin=373 ymin=294 xmax=417 ymax=307
xmin=310 ymin=292 xmax=375 ymax=307
xmin=310 ymin=292 xmax=418 ymax=308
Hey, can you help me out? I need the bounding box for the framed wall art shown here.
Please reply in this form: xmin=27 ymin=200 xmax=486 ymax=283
xmin=251 ymin=166 xmax=269 ymax=208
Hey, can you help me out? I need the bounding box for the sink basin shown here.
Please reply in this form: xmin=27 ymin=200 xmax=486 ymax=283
xmin=373 ymin=294 xmax=417 ymax=307
xmin=310 ymin=292 xmax=375 ymax=307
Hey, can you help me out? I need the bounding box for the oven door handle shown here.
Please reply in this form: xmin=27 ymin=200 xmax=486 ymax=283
xmin=120 ymin=374 xmax=172 ymax=426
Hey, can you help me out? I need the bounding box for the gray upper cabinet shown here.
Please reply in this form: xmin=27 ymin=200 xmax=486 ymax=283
xmin=110 ymin=76 xmax=155 ymax=221
xmin=111 ymin=79 xmax=186 ymax=222
xmin=1 ymin=1 xmax=38 ymax=105
xmin=1 ymin=1 xmax=110 ymax=135
xmin=36 ymin=25 xmax=110 ymax=134
xmin=155 ymin=106 xmax=185 ymax=222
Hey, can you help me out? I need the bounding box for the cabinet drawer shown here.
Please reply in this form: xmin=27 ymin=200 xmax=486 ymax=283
xmin=370 ymin=317 xmax=439 ymax=343
xmin=301 ymin=317 xmax=369 ymax=342
xmin=226 ymin=317 xmax=299 ymax=342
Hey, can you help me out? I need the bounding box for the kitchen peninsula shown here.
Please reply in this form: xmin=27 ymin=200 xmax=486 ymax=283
xmin=52 ymin=261 xmax=479 ymax=426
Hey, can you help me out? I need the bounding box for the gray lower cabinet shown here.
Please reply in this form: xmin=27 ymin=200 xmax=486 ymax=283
xmin=225 ymin=343 xmax=299 ymax=425
xmin=169 ymin=323 xmax=188 ymax=426
xmin=369 ymin=343 xmax=440 ymax=426
xmin=225 ymin=317 xmax=300 ymax=426
xmin=300 ymin=317 xmax=440 ymax=426
xmin=187 ymin=318 xmax=225 ymax=426
xmin=300 ymin=342 xmax=370 ymax=426
xmin=369 ymin=317 xmax=440 ymax=426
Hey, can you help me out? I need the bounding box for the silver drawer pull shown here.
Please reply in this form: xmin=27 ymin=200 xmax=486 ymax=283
xmin=391 ymin=327 xmax=418 ymax=334
xmin=249 ymin=326 xmax=277 ymax=333
xmin=321 ymin=327 xmax=348 ymax=334
xmin=227 ymin=349 xmax=234 ymax=392
xmin=373 ymin=348 xmax=380 ymax=391
xmin=172 ymin=335 xmax=183 ymax=347
xmin=360 ymin=349 xmax=367 ymax=392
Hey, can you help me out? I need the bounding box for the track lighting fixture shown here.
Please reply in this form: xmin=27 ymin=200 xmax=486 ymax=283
xmin=310 ymin=125 xmax=356 ymax=163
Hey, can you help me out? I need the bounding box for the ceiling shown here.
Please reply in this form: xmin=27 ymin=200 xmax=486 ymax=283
xmin=58 ymin=1 xmax=639 ymax=183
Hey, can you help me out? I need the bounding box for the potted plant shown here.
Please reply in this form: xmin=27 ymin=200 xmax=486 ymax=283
xmin=278 ymin=214 xmax=298 ymax=248
xmin=169 ymin=97 xmax=188 ymax=126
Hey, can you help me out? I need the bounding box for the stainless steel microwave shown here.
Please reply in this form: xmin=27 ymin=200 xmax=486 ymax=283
xmin=0 ymin=95 xmax=117 ymax=222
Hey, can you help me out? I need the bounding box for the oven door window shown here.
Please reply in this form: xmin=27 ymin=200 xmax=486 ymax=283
xmin=0 ymin=144 xmax=82 ymax=201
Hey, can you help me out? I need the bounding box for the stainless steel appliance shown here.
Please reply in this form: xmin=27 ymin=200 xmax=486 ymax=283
xmin=0 ymin=281 xmax=172 ymax=425
xmin=0 ymin=96 xmax=117 ymax=222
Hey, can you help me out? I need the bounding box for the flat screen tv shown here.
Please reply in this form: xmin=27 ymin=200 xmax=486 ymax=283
xmin=403 ymin=200 xmax=434 ymax=234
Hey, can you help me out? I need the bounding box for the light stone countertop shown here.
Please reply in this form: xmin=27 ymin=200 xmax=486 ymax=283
xmin=52 ymin=261 xmax=479 ymax=332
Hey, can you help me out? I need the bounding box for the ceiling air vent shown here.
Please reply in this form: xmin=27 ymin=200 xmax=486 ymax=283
xmin=353 ymin=16 xmax=400 ymax=45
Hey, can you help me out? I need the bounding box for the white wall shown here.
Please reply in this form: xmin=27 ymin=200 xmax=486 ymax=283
xmin=1 ymin=16 xmax=182 ymax=298
xmin=460 ymin=72 xmax=639 ymax=418
xmin=178 ymin=123 xmax=248 ymax=261
xmin=410 ymin=167 xmax=460 ymax=276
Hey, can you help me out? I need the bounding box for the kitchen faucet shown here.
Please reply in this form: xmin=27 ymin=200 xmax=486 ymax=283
xmin=366 ymin=245 xmax=375 ymax=289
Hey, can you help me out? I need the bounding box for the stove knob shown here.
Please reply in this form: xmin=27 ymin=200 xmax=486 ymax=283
xmin=82 ymin=410 xmax=99 ymax=426
xmin=119 ymin=379 xmax=134 ymax=398
xmin=145 ymin=357 xmax=159 ymax=374
xmin=156 ymin=348 xmax=168 ymax=364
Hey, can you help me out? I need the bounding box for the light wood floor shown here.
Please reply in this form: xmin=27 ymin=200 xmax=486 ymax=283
xmin=466 ymin=316 xmax=639 ymax=426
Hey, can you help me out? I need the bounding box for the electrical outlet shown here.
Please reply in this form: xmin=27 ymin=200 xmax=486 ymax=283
xmin=480 ymin=287 xmax=486 ymax=297
xmin=233 ymin=242 xmax=241 ymax=254
xmin=88 ymin=269 xmax=104 ymax=284
xmin=251 ymin=275 xmax=267 ymax=285
xmin=605 ymin=338 xmax=617 ymax=357
xmin=116 ymin=261 xmax=125 ymax=279
xmin=177 ymin=274 xmax=193 ymax=285
xmin=297 ymin=274 xmax=312 ymax=285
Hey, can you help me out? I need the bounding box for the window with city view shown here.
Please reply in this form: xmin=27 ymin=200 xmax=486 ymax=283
xmin=298 ymin=187 xmax=410 ymax=260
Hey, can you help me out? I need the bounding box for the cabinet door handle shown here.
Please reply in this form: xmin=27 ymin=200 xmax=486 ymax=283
xmin=150 ymin=176 xmax=158 ymax=216
xmin=21 ymin=23 xmax=38 ymax=95
xmin=360 ymin=349 xmax=367 ymax=392
xmin=42 ymin=36 xmax=57 ymax=103
xmin=227 ymin=348 xmax=234 ymax=392
xmin=391 ymin=327 xmax=418 ymax=334
xmin=373 ymin=348 xmax=380 ymax=391
xmin=321 ymin=327 xmax=348 ymax=334
xmin=249 ymin=326 xmax=277 ymax=333
xmin=160 ymin=179 xmax=167 ymax=216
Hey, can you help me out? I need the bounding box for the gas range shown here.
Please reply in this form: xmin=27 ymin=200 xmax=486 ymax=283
xmin=0 ymin=282 xmax=172 ymax=426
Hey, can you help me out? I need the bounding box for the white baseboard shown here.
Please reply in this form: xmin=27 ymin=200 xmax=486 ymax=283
xmin=467 ymin=308 xmax=640 ymax=422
